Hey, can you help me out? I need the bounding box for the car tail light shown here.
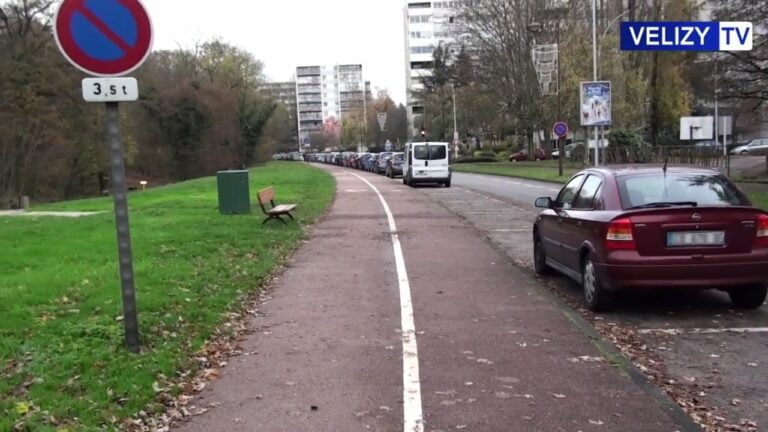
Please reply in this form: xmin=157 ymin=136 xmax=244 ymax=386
xmin=755 ymin=213 xmax=768 ymax=247
xmin=606 ymin=217 xmax=636 ymax=250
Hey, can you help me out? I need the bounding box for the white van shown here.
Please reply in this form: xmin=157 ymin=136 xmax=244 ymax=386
xmin=402 ymin=142 xmax=451 ymax=187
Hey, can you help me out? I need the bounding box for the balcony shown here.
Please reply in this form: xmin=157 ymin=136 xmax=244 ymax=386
xmin=297 ymin=66 xmax=321 ymax=76
xmin=336 ymin=64 xmax=362 ymax=73
xmin=297 ymin=84 xmax=321 ymax=93
xmin=297 ymin=76 xmax=321 ymax=85
xmin=298 ymin=94 xmax=322 ymax=102
xmin=299 ymin=103 xmax=322 ymax=112
xmin=300 ymin=112 xmax=322 ymax=121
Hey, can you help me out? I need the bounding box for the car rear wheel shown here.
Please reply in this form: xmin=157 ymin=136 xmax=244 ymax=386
xmin=728 ymin=285 xmax=767 ymax=309
xmin=740 ymin=150 xmax=749 ymax=155
xmin=582 ymin=255 xmax=613 ymax=312
xmin=533 ymin=234 xmax=552 ymax=276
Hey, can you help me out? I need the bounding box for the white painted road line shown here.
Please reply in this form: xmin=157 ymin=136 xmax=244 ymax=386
xmin=638 ymin=327 xmax=768 ymax=335
xmin=351 ymin=173 xmax=424 ymax=432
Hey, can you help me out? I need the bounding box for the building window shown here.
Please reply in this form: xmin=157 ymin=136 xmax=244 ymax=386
xmin=410 ymin=31 xmax=433 ymax=39
xmin=409 ymin=15 xmax=431 ymax=24
xmin=411 ymin=46 xmax=434 ymax=55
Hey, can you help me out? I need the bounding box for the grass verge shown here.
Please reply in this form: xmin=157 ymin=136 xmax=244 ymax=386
xmin=453 ymin=161 xmax=580 ymax=183
xmin=0 ymin=162 xmax=334 ymax=431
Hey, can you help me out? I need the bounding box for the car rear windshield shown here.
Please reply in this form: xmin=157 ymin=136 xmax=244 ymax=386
xmin=413 ymin=145 xmax=447 ymax=160
xmin=618 ymin=173 xmax=749 ymax=208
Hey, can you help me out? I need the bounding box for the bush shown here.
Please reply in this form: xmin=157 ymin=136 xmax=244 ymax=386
xmin=454 ymin=156 xmax=498 ymax=164
xmin=608 ymin=129 xmax=646 ymax=147
xmin=474 ymin=150 xmax=498 ymax=159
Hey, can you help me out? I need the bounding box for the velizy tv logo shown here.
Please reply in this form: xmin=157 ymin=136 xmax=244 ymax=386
xmin=620 ymin=22 xmax=753 ymax=51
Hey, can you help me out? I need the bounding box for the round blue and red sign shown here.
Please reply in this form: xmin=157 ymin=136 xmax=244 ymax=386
xmin=553 ymin=122 xmax=569 ymax=139
xmin=54 ymin=0 xmax=153 ymax=77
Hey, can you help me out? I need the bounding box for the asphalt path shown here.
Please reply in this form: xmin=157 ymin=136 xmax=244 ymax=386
xmin=174 ymin=165 xmax=693 ymax=432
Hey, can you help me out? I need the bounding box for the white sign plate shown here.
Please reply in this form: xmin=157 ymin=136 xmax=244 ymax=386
xmin=82 ymin=78 xmax=139 ymax=103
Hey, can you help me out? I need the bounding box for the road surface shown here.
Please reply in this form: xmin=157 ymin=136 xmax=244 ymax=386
xmin=174 ymin=166 xmax=695 ymax=432
xmin=437 ymin=171 xmax=768 ymax=429
xmin=452 ymin=172 xmax=562 ymax=207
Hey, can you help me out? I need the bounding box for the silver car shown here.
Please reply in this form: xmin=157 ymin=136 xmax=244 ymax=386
xmin=732 ymin=139 xmax=768 ymax=156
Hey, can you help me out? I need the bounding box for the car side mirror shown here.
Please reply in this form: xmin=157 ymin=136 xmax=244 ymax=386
xmin=535 ymin=197 xmax=554 ymax=209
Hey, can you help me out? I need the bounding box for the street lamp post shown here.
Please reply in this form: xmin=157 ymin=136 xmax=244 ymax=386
xmin=596 ymin=9 xmax=632 ymax=79
xmin=591 ymin=0 xmax=599 ymax=167
xmin=451 ymin=82 xmax=459 ymax=157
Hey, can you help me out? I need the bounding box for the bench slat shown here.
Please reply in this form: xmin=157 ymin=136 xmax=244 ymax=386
xmin=257 ymin=187 xmax=275 ymax=204
xmin=269 ymin=204 xmax=296 ymax=214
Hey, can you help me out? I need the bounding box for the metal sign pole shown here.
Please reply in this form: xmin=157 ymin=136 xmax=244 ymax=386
xmin=105 ymin=101 xmax=140 ymax=353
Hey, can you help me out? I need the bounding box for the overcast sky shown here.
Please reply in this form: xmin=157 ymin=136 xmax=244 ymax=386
xmin=150 ymin=0 xmax=408 ymax=104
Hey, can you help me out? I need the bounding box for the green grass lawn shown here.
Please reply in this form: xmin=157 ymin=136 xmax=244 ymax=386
xmin=0 ymin=162 xmax=334 ymax=431
xmin=453 ymin=161 xmax=580 ymax=183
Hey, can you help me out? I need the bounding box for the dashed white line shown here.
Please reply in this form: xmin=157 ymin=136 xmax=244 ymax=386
xmin=350 ymin=173 xmax=424 ymax=432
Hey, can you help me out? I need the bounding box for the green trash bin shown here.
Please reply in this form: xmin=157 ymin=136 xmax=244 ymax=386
xmin=217 ymin=170 xmax=251 ymax=215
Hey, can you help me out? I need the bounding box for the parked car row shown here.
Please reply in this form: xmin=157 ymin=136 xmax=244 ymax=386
xmin=272 ymin=152 xmax=305 ymax=161
xmin=298 ymin=142 xmax=453 ymax=187
xmin=302 ymin=151 xmax=407 ymax=178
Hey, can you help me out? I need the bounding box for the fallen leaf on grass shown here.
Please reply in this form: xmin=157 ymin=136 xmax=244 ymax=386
xmin=15 ymin=401 xmax=31 ymax=415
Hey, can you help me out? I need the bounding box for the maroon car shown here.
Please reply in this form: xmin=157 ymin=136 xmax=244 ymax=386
xmin=510 ymin=148 xmax=547 ymax=162
xmin=533 ymin=166 xmax=768 ymax=311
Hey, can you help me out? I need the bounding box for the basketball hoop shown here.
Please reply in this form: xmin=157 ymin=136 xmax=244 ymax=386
xmin=532 ymin=44 xmax=559 ymax=95
xmin=377 ymin=112 xmax=387 ymax=132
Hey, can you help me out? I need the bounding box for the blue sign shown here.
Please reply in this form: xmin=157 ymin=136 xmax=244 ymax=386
xmin=553 ymin=122 xmax=568 ymax=139
xmin=620 ymin=22 xmax=753 ymax=52
xmin=54 ymin=0 xmax=153 ymax=76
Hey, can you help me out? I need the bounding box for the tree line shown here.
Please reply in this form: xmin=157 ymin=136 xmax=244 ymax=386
xmin=414 ymin=0 xmax=768 ymax=150
xmin=0 ymin=0 xmax=290 ymax=208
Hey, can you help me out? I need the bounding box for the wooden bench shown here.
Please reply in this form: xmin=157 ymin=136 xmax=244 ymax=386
xmin=257 ymin=187 xmax=296 ymax=225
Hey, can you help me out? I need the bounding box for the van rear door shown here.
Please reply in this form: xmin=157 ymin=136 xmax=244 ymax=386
xmin=411 ymin=143 xmax=449 ymax=180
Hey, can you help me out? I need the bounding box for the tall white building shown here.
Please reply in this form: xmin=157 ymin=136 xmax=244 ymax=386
xmin=296 ymin=64 xmax=371 ymax=147
xmin=403 ymin=1 xmax=466 ymax=138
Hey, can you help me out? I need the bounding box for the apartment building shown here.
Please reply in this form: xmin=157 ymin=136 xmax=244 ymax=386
xmin=296 ymin=64 xmax=371 ymax=146
xmin=403 ymin=0 xmax=467 ymax=137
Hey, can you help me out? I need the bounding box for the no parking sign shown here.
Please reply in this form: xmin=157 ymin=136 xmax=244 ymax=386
xmin=54 ymin=0 xmax=153 ymax=77
xmin=53 ymin=0 xmax=154 ymax=353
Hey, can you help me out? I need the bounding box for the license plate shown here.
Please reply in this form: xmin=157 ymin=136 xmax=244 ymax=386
xmin=667 ymin=231 xmax=725 ymax=247
xmin=416 ymin=170 xmax=426 ymax=176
